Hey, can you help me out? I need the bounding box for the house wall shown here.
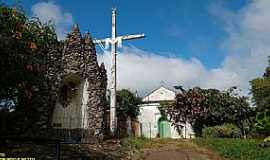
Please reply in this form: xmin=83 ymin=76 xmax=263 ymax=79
xmin=138 ymin=103 xmax=181 ymax=138
xmin=139 ymin=86 xmax=195 ymax=139
xmin=143 ymin=87 xmax=175 ymax=102
xmin=138 ymin=103 xmax=160 ymax=138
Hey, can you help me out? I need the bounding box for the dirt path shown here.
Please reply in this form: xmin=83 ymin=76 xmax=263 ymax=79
xmin=133 ymin=139 xmax=223 ymax=160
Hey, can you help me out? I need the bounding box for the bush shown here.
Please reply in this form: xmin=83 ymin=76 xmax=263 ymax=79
xmin=202 ymin=123 xmax=241 ymax=138
xmin=202 ymin=125 xmax=219 ymax=138
xmin=193 ymin=138 xmax=270 ymax=160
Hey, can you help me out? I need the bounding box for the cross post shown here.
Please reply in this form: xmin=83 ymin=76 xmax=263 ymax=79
xmin=93 ymin=8 xmax=145 ymax=135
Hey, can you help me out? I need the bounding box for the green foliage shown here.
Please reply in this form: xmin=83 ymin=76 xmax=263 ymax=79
xmin=255 ymin=111 xmax=270 ymax=135
xmin=194 ymin=138 xmax=270 ymax=160
xmin=160 ymin=87 xmax=254 ymax=136
xmin=0 ymin=4 xmax=59 ymax=133
xmin=202 ymin=126 xmax=219 ymax=138
xmin=115 ymin=89 xmax=141 ymax=137
xmin=202 ymin=123 xmax=241 ymax=138
xmin=250 ymin=77 xmax=270 ymax=112
xmin=116 ymin=89 xmax=141 ymax=119
xmin=250 ymin=57 xmax=270 ymax=134
xmin=0 ymin=4 xmax=58 ymax=107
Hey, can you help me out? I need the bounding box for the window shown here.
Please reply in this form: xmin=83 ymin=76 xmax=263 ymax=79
xmin=59 ymin=82 xmax=76 ymax=108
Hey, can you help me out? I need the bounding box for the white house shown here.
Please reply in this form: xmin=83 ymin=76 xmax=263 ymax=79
xmin=138 ymin=86 xmax=194 ymax=139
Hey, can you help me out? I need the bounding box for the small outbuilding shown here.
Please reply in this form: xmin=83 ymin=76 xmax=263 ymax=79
xmin=138 ymin=86 xmax=194 ymax=139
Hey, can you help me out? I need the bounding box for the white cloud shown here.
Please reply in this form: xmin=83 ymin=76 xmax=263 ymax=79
xmin=98 ymin=47 xmax=206 ymax=95
xmin=98 ymin=0 xmax=270 ymax=96
xmin=31 ymin=1 xmax=74 ymax=40
xmin=98 ymin=46 xmax=241 ymax=96
xmin=207 ymin=0 xmax=270 ymax=93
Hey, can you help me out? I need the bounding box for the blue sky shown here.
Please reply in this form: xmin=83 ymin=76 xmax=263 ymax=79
xmin=3 ymin=0 xmax=270 ymax=95
xmin=6 ymin=0 xmax=247 ymax=68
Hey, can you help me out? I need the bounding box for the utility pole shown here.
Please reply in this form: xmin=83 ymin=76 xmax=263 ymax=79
xmin=94 ymin=8 xmax=145 ymax=135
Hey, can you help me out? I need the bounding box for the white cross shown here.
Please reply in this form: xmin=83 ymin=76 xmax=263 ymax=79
xmin=93 ymin=8 xmax=145 ymax=135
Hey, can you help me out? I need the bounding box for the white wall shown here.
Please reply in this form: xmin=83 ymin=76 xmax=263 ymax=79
xmin=139 ymin=86 xmax=195 ymax=139
xmin=143 ymin=86 xmax=175 ymax=102
xmin=81 ymin=79 xmax=89 ymax=129
xmin=138 ymin=103 xmax=195 ymax=138
xmin=138 ymin=103 xmax=160 ymax=138
xmin=138 ymin=103 xmax=182 ymax=138
xmin=51 ymin=79 xmax=89 ymax=129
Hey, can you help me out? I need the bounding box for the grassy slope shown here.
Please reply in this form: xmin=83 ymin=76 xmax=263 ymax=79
xmin=193 ymin=138 xmax=270 ymax=160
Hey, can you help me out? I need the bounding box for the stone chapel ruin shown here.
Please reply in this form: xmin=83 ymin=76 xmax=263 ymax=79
xmin=51 ymin=25 xmax=107 ymax=141
xmin=42 ymin=25 xmax=107 ymax=142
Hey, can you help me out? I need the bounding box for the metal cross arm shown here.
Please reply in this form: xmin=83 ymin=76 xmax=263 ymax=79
xmin=121 ymin=33 xmax=145 ymax=41
xmin=93 ymin=33 xmax=145 ymax=45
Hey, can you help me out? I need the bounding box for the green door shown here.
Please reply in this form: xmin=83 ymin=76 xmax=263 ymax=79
xmin=159 ymin=119 xmax=171 ymax=138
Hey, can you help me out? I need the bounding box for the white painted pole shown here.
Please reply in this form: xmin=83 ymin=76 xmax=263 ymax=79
xmin=110 ymin=8 xmax=117 ymax=135
xmin=93 ymin=8 xmax=145 ymax=136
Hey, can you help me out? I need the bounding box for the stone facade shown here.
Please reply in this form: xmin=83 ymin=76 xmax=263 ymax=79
xmin=43 ymin=25 xmax=107 ymax=142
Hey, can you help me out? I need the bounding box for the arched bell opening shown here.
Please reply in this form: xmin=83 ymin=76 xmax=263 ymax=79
xmin=51 ymin=73 xmax=89 ymax=129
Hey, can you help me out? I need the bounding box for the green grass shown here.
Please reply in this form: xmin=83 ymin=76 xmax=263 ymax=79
xmin=120 ymin=137 xmax=150 ymax=152
xmin=193 ymin=138 xmax=270 ymax=160
xmin=120 ymin=137 xmax=170 ymax=151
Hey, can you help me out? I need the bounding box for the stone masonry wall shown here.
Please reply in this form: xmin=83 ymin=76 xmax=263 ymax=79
xmin=41 ymin=25 xmax=107 ymax=141
xmin=58 ymin=25 xmax=107 ymax=140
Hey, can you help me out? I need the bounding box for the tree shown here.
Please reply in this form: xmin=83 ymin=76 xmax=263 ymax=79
xmin=250 ymin=57 xmax=270 ymax=112
xmin=251 ymin=78 xmax=270 ymax=111
xmin=0 ymin=4 xmax=59 ymax=134
xmin=116 ymin=89 xmax=141 ymax=119
xmin=159 ymin=87 xmax=254 ymax=136
xmin=250 ymin=56 xmax=270 ymax=135
xmin=114 ymin=89 xmax=141 ymax=137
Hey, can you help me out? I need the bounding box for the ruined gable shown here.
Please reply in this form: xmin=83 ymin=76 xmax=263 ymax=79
xmin=26 ymin=25 xmax=107 ymax=142
xmin=55 ymin=25 xmax=106 ymax=140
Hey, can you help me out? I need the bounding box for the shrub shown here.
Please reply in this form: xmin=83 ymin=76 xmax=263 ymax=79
xmin=194 ymin=138 xmax=270 ymax=160
xmin=202 ymin=126 xmax=219 ymax=138
xmin=202 ymin=123 xmax=241 ymax=138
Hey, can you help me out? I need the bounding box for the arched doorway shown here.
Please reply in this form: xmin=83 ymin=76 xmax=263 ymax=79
xmin=51 ymin=73 xmax=89 ymax=129
xmin=158 ymin=117 xmax=171 ymax=138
